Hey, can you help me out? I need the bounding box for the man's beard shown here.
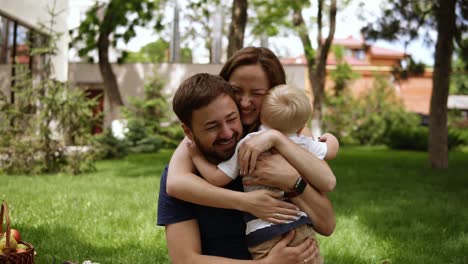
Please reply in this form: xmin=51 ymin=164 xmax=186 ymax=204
xmin=193 ymin=133 xmax=239 ymax=163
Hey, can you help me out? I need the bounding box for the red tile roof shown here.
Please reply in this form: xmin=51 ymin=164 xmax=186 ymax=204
xmin=331 ymin=35 xmax=364 ymax=49
xmin=281 ymin=35 xmax=408 ymax=64
xmin=369 ymin=46 xmax=408 ymax=59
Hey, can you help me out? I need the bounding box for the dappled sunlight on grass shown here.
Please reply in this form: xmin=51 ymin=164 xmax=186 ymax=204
xmin=321 ymin=147 xmax=468 ymax=263
xmin=319 ymin=214 xmax=393 ymax=263
xmin=1 ymin=147 xmax=466 ymax=263
xmin=0 ymin=150 xmax=173 ymax=263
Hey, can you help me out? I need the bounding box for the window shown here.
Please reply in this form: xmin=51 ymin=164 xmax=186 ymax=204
xmin=0 ymin=16 xmax=11 ymax=64
xmin=354 ymin=49 xmax=366 ymax=60
xmin=15 ymin=24 xmax=32 ymax=65
xmin=0 ymin=13 xmax=46 ymax=103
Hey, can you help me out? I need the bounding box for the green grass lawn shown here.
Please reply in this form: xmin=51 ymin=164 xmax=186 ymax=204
xmin=322 ymin=146 xmax=468 ymax=264
xmin=1 ymin=146 xmax=467 ymax=263
xmin=1 ymin=150 xmax=173 ymax=264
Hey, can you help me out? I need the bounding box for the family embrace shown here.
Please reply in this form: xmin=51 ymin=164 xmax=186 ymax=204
xmin=158 ymin=47 xmax=339 ymax=264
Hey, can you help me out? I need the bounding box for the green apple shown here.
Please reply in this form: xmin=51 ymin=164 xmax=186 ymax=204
xmin=0 ymin=236 xmax=18 ymax=252
xmin=17 ymin=244 xmax=28 ymax=250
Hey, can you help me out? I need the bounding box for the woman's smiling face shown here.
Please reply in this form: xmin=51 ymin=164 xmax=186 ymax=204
xmin=228 ymin=64 xmax=270 ymax=127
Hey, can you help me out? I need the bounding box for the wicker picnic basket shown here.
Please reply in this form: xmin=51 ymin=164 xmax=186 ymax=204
xmin=0 ymin=202 xmax=35 ymax=264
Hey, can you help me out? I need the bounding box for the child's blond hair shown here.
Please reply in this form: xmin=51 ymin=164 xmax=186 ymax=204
xmin=260 ymin=84 xmax=311 ymax=134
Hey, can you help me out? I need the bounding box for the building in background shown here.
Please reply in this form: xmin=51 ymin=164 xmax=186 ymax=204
xmin=281 ymin=35 xmax=434 ymax=118
xmin=0 ymin=0 xmax=69 ymax=102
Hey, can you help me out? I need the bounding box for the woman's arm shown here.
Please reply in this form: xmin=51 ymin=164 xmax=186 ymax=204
xmin=289 ymin=185 xmax=336 ymax=236
xmin=319 ymin=132 xmax=339 ymax=160
xmin=238 ymin=130 xmax=336 ymax=192
xmin=166 ymin=137 xmax=300 ymax=222
xmin=246 ymin=153 xmax=336 ymax=236
xmin=187 ymin=140 xmax=234 ymax=187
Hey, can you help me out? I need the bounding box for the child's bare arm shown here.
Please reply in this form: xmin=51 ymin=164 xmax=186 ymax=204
xmin=186 ymin=141 xmax=234 ymax=187
xmin=319 ymin=133 xmax=339 ymax=160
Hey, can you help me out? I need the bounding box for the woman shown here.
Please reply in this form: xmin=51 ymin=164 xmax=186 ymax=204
xmin=164 ymin=47 xmax=335 ymax=261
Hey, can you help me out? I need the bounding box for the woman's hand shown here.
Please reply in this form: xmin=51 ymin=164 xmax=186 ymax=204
xmin=238 ymin=130 xmax=281 ymax=176
xmin=244 ymin=153 xmax=299 ymax=192
xmin=241 ymin=189 xmax=301 ymax=224
xmin=261 ymin=230 xmax=319 ymax=264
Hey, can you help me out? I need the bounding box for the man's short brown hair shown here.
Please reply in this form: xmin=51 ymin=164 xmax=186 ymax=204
xmin=172 ymin=73 xmax=236 ymax=128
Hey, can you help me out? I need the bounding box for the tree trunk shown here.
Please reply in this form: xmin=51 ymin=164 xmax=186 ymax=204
xmin=310 ymin=72 xmax=323 ymax=138
xmin=227 ymin=0 xmax=247 ymax=59
xmin=98 ymin=4 xmax=124 ymax=128
xmin=293 ymin=0 xmax=336 ymax=138
xmin=98 ymin=34 xmax=123 ymax=128
xmin=170 ymin=0 xmax=181 ymax=63
xmin=429 ymin=0 xmax=456 ymax=169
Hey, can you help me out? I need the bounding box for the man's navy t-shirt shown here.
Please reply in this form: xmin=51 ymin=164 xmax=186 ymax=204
xmin=157 ymin=166 xmax=251 ymax=259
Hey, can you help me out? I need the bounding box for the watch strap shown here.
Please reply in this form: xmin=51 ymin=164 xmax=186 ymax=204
xmin=284 ymin=177 xmax=307 ymax=198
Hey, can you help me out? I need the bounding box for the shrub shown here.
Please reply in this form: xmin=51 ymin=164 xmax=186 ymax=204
xmin=121 ymin=72 xmax=183 ymax=153
xmin=0 ymin=12 xmax=98 ymax=175
xmin=94 ymin=130 xmax=129 ymax=159
xmin=448 ymin=128 xmax=468 ymax=149
xmin=324 ymin=75 xmax=409 ymax=146
xmin=323 ymin=88 xmax=360 ymax=145
xmin=387 ymin=126 xmax=467 ymax=151
xmin=387 ymin=126 xmax=429 ymax=151
xmin=353 ymin=76 xmax=408 ymax=145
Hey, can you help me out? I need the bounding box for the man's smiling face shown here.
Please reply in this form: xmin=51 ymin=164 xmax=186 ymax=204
xmin=183 ymin=94 xmax=243 ymax=163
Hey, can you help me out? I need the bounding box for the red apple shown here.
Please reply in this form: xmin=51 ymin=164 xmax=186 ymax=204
xmin=3 ymin=229 xmax=21 ymax=243
xmin=11 ymin=229 xmax=21 ymax=243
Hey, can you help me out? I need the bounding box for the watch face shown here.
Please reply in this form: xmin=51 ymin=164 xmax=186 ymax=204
xmin=296 ymin=177 xmax=307 ymax=194
xmin=285 ymin=177 xmax=308 ymax=199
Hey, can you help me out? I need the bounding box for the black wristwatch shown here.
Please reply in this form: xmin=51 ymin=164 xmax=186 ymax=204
xmin=284 ymin=177 xmax=307 ymax=198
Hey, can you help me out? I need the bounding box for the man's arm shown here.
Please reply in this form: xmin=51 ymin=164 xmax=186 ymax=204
xmin=166 ymin=220 xmax=318 ymax=264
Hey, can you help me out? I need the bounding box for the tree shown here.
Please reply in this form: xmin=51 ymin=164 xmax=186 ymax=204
xmin=227 ymin=0 xmax=248 ymax=58
xmin=330 ymin=45 xmax=359 ymax=96
xmin=185 ymin=0 xmax=230 ymax=63
xmin=122 ymin=39 xmax=192 ymax=63
xmin=362 ymin=0 xmax=467 ymax=169
xmin=292 ymin=0 xmax=337 ymax=137
xmin=70 ymin=0 xmax=163 ymax=127
xmin=450 ymin=38 xmax=468 ymax=95
xmin=251 ymin=0 xmax=341 ymax=136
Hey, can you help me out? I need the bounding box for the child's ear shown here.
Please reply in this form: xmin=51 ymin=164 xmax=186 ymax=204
xmin=181 ymin=123 xmax=194 ymax=141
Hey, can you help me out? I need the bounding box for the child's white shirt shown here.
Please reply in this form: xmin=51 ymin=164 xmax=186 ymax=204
xmin=218 ymin=125 xmax=327 ymax=180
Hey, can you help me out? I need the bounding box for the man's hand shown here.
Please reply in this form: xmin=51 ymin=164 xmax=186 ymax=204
xmin=244 ymin=153 xmax=299 ymax=192
xmin=262 ymin=230 xmax=319 ymax=264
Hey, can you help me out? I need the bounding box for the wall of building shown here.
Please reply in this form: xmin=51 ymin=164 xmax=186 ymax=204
xmin=311 ymin=66 xmax=434 ymax=115
xmin=68 ymin=63 xmax=307 ymax=122
xmin=68 ymin=62 xmax=307 ymax=104
xmin=0 ymin=0 xmax=69 ymax=81
xmin=69 ymin=62 xmax=434 ymax=123
xmin=399 ymin=77 xmax=433 ymax=114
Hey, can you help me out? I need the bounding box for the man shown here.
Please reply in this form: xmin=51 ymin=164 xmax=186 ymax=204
xmin=157 ymin=73 xmax=333 ymax=263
